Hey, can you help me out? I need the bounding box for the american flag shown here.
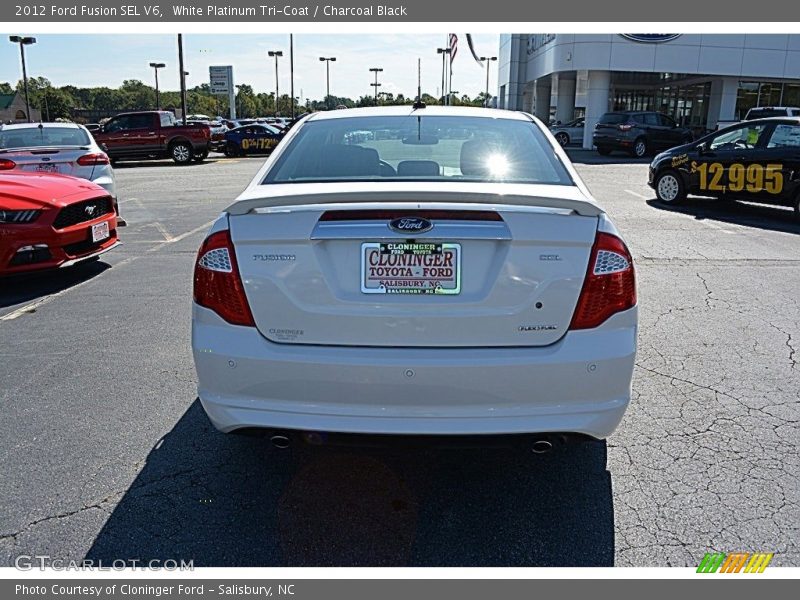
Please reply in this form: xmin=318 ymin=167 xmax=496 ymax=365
xmin=448 ymin=33 xmax=458 ymax=64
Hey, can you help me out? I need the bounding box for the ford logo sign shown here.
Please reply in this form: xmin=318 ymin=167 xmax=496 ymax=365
xmin=389 ymin=216 xmax=433 ymax=234
xmin=620 ymin=34 xmax=681 ymax=43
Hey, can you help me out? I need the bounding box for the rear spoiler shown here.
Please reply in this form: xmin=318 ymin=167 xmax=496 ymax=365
xmin=226 ymin=182 xmax=605 ymax=217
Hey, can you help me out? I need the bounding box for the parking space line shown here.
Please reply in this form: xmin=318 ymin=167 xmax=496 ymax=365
xmin=0 ymin=219 xmax=214 ymax=323
xmin=153 ymin=222 xmax=175 ymax=242
xmin=624 ymin=189 xmax=649 ymax=200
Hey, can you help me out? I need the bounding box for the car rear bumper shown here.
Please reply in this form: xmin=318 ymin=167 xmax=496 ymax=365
xmin=192 ymin=305 xmax=637 ymax=439
xmin=593 ymin=134 xmax=633 ymax=148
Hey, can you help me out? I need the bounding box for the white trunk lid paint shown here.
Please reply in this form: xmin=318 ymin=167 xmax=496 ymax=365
xmin=229 ymin=184 xmax=600 ymax=348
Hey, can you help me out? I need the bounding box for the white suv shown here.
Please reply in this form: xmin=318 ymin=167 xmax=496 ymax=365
xmin=191 ymin=106 xmax=637 ymax=443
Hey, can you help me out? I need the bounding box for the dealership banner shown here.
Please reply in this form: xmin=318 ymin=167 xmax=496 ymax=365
xmin=0 ymin=0 xmax=784 ymax=21
xmin=3 ymin=579 xmax=797 ymax=599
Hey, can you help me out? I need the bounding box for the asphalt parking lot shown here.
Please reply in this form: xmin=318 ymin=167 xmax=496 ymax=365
xmin=1 ymin=150 xmax=798 ymax=567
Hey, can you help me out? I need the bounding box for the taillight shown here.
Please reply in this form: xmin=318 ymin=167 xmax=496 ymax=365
xmin=569 ymin=232 xmax=636 ymax=330
xmin=193 ymin=230 xmax=255 ymax=326
xmin=618 ymin=123 xmax=634 ymax=131
xmin=0 ymin=159 xmax=17 ymax=170
xmin=76 ymin=152 xmax=110 ymax=166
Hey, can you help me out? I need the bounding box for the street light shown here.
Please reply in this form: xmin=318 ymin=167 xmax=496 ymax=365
xmin=319 ymin=56 xmax=336 ymax=108
xmin=479 ymin=56 xmax=498 ymax=107
xmin=148 ymin=62 xmax=166 ymax=110
xmin=9 ymin=36 xmax=36 ymax=123
xmin=369 ymin=67 xmax=383 ymax=104
xmin=436 ymin=47 xmax=451 ymax=105
xmin=268 ymin=50 xmax=283 ymax=117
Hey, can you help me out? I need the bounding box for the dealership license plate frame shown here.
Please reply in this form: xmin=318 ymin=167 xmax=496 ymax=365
xmin=360 ymin=241 xmax=461 ymax=295
xmin=91 ymin=221 xmax=110 ymax=243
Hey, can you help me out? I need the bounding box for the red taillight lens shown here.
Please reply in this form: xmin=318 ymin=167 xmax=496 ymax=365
xmin=193 ymin=230 xmax=255 ymax=327
xmin=0 ymin=159 xmax=17 ymax=170
xmin=618 ymin=123 xmax=633 ymax=131
xmin=76 ymin=152 xmax=110 ymax=166
xmin=569 ymin=232 xmax=636 ymax=330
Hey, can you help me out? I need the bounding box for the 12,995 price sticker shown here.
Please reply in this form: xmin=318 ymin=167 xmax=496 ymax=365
xmin=690 ymin=161 xmax=784 ymax=194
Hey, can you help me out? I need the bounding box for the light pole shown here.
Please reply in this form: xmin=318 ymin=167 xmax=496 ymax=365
xmin=436 ymin=47 xmax=450 ymax=105
xmin=369 ymin=67 xmax=383 ymax=104
xmin=289 ymin=34 xmax=295 ymax=120
xmin=178 ymin=34 xmax=187 ymax=124
xmin=319 ymin=57 xmax=336 ymax=109
xmin=148 ymin=62 xmax=166 ymax=109
xmin=9 ymin=36 xmax=36 ymax=122
xmin=479 ymin=56 xmax=497 ymax=107
xmin=181 ymin=72 xmax=189 ymax=119
xmin=268 ymin=50 xmax=283 ymax=117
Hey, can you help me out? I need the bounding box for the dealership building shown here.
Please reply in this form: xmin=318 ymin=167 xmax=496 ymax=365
xmin=497 ymin=34 xmax=800 ymax=147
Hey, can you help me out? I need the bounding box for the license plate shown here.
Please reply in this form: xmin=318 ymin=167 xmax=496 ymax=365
xmin=35 ymin=164 xmax=59 ymax=173
xmin=91 ymin=221 xmax=110 ymax=243
xmin=361 ymin=242 xmax=461 ymax=295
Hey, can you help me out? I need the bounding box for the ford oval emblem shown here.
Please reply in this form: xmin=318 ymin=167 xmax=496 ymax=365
xmin=620 ymin=34 xmax=681 ymax=43
xmin=389 ymin=216 xmax=433 ymax=234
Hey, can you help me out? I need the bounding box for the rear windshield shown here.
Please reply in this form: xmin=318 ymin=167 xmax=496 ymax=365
xmin=262 ymin=114 xmax=573 ymax=185
xmin=599 ymin=113 xmax=628 ymax=124
xmin=0 ymin=127 xmax=90 ymax=149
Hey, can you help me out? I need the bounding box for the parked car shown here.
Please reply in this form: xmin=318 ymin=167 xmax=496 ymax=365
xmin=93 ymin=111 xmax=211 ymax=165
xmin=192 ymin=106 xmax=638 ymax=444
xmin=0 ymin=122 xmax=122 ymax=222
xmin=716 ymin=106 xmax=800 ymax=130
xmin=649 ymin=116 xmax=800 ymax=220
xmin=223 ymin=124 xmax=285 ymax=157
xmin=550 ymin=118 xmax=584 ymax=146
xmin=0 ymin=172 xmax=119 ymax=276
xmin=593 ymin=111 xmax=693 ymax=157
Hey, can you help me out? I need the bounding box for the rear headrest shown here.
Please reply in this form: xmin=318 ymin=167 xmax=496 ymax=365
xmin=311 ymin=144 xmax=380 ymax=178
xmin=460 ymin=139 xmax=494 ymax=177
xmin=397 ymin=160 xmax=440 ymax=177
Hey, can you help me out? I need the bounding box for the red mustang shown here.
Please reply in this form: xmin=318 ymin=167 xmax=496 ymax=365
xmin=0 ymin=172 xmax=120 ymax=276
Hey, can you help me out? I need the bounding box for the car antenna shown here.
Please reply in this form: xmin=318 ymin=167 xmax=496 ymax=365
xmin=413 ymin=58 xmax=426 ymax=109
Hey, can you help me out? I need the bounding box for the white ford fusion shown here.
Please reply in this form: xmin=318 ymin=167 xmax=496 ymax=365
xmin=192 ymin=106 xmax=637 ymax=442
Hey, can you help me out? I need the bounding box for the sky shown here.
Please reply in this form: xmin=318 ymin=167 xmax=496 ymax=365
xmin=0 ymin=34 xmax=500 ymax=102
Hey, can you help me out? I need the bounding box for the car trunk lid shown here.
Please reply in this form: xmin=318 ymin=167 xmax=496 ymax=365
xmin=228 ymin=183 xmax=600 ymax=348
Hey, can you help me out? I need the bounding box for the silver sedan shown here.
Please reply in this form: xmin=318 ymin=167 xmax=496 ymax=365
xmin=550 ymin=118 xmax=585 ymax=147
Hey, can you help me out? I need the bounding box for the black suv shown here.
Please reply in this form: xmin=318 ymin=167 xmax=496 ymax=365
xmin=593 ymin=111 xmax=693 ymax=157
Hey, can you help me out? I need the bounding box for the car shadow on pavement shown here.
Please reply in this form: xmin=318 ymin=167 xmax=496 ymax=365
xmin=111 ymin=159 xmax=221 ymax=169
xmin=565 ymin=149 xmax=652 ymax=166
xmin=0 ymin=260 xmax=110 ymax=309
xmin=84 ymin=400 xmax=615 ymax=566
xmin=647 ymin=198 xmax=800 ymax=234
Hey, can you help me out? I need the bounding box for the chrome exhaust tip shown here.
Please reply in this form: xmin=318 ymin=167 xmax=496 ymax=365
xmin=531 ymin=439 xmax=554 ymax=454
xmin=269 ymin=434 xmax=291 ymax=449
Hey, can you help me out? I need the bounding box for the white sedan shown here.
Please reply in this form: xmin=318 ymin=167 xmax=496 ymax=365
xmin=191 ymin=106 xmax=637 ymax=446
xmin=0 ymin=122 xmax=121 ymax=221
